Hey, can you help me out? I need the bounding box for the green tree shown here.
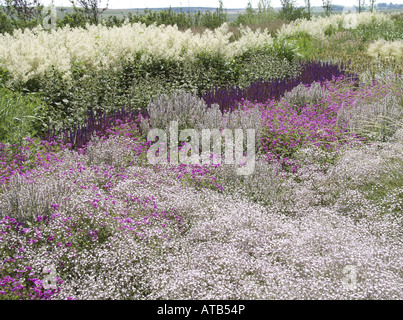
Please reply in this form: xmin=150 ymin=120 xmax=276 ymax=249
xmin=245 ymin=0 xmax=255 ymax=15
xmin=234 ymin=0 xmax=276 ymax=26
xmin=74 ymin=0 xmax=108 ymax=24
xmin=369 ymin=0 xmax=376 ymax=12
xmin=57 ymin=2 xmax=90 ymax=29
xmin=358 ymin=0 xmax=366 ymax=13
xmin=258 ymin=0 xmax=271 ymax=13
xmin=322 ymin=0 xmax=334 ymax=17
xmin=305 ymin=0 xmax=311 ymax=20
xmin=2 ymin=0 xmax=43 ymax=21
xmin=201 ymin=0 xmax=227 ymax=29
xmin=0 ymin=0 xmax=43 ymax=33
xmin=279 ymin=0 xmax=307 ymax=21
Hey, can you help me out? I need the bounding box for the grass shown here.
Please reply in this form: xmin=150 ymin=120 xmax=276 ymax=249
xmin=0 ymin=88 xmax=46 ymax=145
xmin=357 ymin=157 xmax=403 ymax=214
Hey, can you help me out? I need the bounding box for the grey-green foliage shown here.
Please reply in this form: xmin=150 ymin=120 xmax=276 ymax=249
xmin=394 ymin=128 xmax=403 ymax=142
xmin=337 ymin=93 xmax=403 ymax=142
xmin=222 ymin=107 xmax=263 ymax=148
xmin=0 ymin=173 xmax=68 ymax=224
xmin=141 ymin=90 xmax=264 ymax=150
xmin=86 ymin=134 xmax=142 ymax=167
xmin=0 ymin=88 xmax=46 ymax=144
xmin=141 ymin=90 xmax=225 ymax=135
xmin=282 ymin=81 xmax=328 ymax=110
xmin=200 ymin=103 xmax=223 ymax=130
xmin=237 ymin=55 xmax=302 ymax=89
xmin=143 ymin=90 xmax=210 ymax=133
xmin=213 ymin=157 xmax=287 ymax=206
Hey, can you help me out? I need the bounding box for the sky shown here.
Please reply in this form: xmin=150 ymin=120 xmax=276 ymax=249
xmin=43 ymin=0 xmax=403 ymax=9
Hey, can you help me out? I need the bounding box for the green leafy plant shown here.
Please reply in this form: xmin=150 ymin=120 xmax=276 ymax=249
xmin=0 ymin=88 xmax=47 ymax=144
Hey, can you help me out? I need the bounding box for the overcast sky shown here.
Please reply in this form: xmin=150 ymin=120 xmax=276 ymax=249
xmin=42 ymin=0 xmax=403 ymax=9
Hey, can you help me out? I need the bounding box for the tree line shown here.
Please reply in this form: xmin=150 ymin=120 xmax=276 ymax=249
xmin=0 ymin=0 xmax=380 ymax=34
